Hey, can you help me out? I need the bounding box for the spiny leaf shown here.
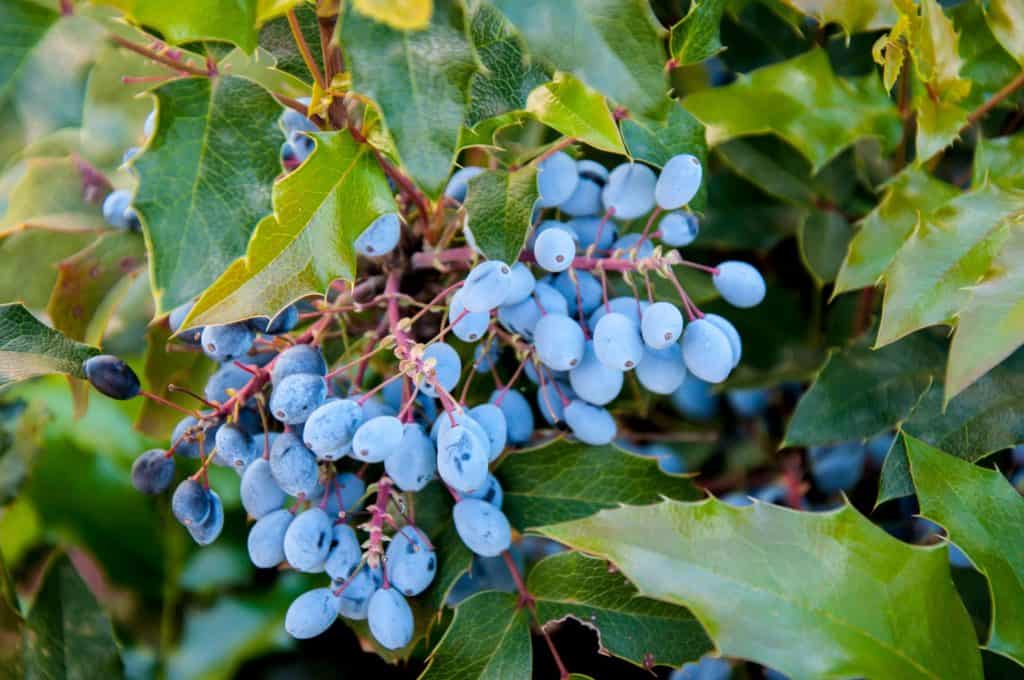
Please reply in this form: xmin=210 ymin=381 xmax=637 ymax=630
xmin=834 ymin=167 xmax=961 ymax=295
xmin=134 ymin=75 xmax=285 ymax=313
xmin=420 ymin=591 xmax=531 ymax=680
xmin=876 ymin=181 xmax=1023 ymax=348
xmin=187 ymin=131 xmax=397 ymax=327
xmin=669 ymin=0 xmax=727 ymax=67
xmin=779 ymin=0 xmax=897 ymax=34
xmin=539 ymin=499 xmax=983 ymax=680
xmin=353 ymin=0 xmax=433 ymax=31
xmin=497 ymin=438 xmax=700 ymax=530
xmin=946 ymin=228 xmax=1024 ymax=401
xmin=528 ymin=551 xmax=712 ymax=669
xmin=97 ymin=0 xmax=261 ymax=52
xmin=683 ymin=48 xmax=900 ymax=170
xmin=463 ymin=166 xmax=538 ymax=264
xmin=24 ymin=554 xmax=124 ymax=679
xmin=340 ymin=0 xmax=478 ymax=197
xmin=0 ymin=304 xmax=99 ymax=388
xmin=491 ymin=0 xmax=669 ymax=119
xmin=905 ymin=435 xmax=1024 ymax=667
xmin=526 ymin=72 xmax=624 ymax=154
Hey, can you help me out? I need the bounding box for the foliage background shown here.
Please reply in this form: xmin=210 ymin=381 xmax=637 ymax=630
xmin=0 ymin=0 xmax=1023 ymax=678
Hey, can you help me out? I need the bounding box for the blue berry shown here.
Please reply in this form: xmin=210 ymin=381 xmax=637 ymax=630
xmin=171 ymin=479 xmax=210 ymax=528
xmin=534 ymin=314 xmax=585 ymax=370
xmin=386 ymin=526 xmax=436 ymax=596
xmin=131 ymin=449 xmax=174 ymax=494
xmin=536 ymin=151 xmax=578 ymax=207
xmin=473 ymin=343 xmax=500 ymax=373
xmin=489 ymin=389 xmax=534 ymax=445
xmin=560 ymin=176 xmax=603 ymax=217
xmin=270 ymin=373 xmax=326 ymax=424
xmin=168 ymin=301 xmax=202 ymax=345
xmin=449 ymin=288 xmax=490 ymax=342
xmin=866 ymin=432 xmax=895 ymax=467
xmin=200 ymin=323 xmax=254 ymax=362
xmin=636 ymin=344 xmax=687 ymax=395
xmin=215 ymin=424 xmax=255 ymax=471
xmin=809 ymin=443 xmax=865 ymax=494
xmin=464 ymin=473 xmax=503 ymax=508
xmin=204 ymin=362 xmax=251 ymax=405
xmin=655 ymin=154 xmax=702 ymax=210
xmin=355 ymin=213 xmax=401 ymax=256
xmin=324 ymin=523 xmax=361 ymax=580
xmin=589 ymin=296 xmax=645 ymax=329
xmin=537 ymin=381 xmax=573 ymax=425
xmin=602 ymin=163 xmax=656 ymax=219
xmin=367 ymin=588 xmax=414 ymax=650
xmin=281 ymin=107 xmax=317 ymax=134
xmin=338 ymin=565 xmax=381 ymax=620
xmin=444 ymin=165 xmax=485 ymax=203
xmin=418 ymin=342 xmax=461 ymax=397
xmin=385 ymin=423 xmax=436 ymax=491
xmin=284 ymin=507 xmax=332 ymax=572
xmin=453 ymin=498 xmax=512 ymax=557
xmin=569 ymin=341 xmax=623 ymax=406
xmin=102 ymin=189 xmax=134 ymax=230
xmin=671 ymin=657 xmax=731 ymax=680
xmin=83 ymin=354 xmax=140 ymax=400
xmin=497 ymin=282 xmax=567 ymax=339
xmin=437 ymin=422 xmax=489 ymax=493
xmin=462 ymin=261 xmax=512 ymax=312
xmin=659 ymin=211 xmax=699 ymax=247
xmin=271 ymin=344 xmax=327 ymax=385
xmin=269 ymin=432 xmax=320 ymax=498
xmin=641 ymin=302 xmax=683 ymax=349
xmin=681 ymin=319 xmax=733 ymax=383
xmin=702 ymin=314 xmax=741 ymax=367
xmin=468 ymin=403 xmax=507 ymax=461
xmin=352 ymin=415 xmax=404 ymax=463
xmin=503 ymin=263 xmax=536 ymax=305
xmin=593 ymin=312 xmax=644 ymax=370
xmin=285 ymin=588 xmax=340 ymax=639
xmin=533 ymin=227 xmax=576 ymax=273
xmin=241 ymin=458 xmax=287 ymax=518
xmin=551 ymin=270 xmax=602 ymax=316
xmin=248 ymin=304 xmax=300 ymax=335
xmin=612 ymin=232 xmax=654 ymax=259
xmin=569 ymin=215 xmax=617 ymax=250
xmin=248 ymin=508 xmax=293 ymax=568
xmin=564 ymin=400 xmax=616 ymax=445
xmin=713 ymin=261 xmax=766 ymax=308
xmin=727 ymin=388 xmax=769 ymax=417
xmin=671 ymin=375 xmax=718 ymax=421
xmin=304 ymin=398 xmax=363 ymax=461
xmin=187 ymin=489 xmax=223 ymax=545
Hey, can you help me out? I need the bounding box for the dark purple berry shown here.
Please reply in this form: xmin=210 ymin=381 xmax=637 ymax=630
xmin=83 ymin=354 xmax=140 ymax=400
xmin=131 ymin=449 xmax=175 ymax=494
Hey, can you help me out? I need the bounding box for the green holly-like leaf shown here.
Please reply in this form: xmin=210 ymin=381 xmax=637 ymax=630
xmin=539 ymin=499 xmax=983 ymax=680
xmin=497 ymin=438 xmax=699 ymax=530
xmin=465 ymin=2 xmax=549 ymax=130
xmin=683 ymin=48 xmax=900 ymax=171
xmin=713 ymin=137 xmax=816 ymax=206
xmin=526 ymin=72 xmax=625 ymax=154
xmin=876 ymin=181 xmax=1022 ymax=349
xmin=834 ymin=167 xmax=961 ymax=295
xmin=420 ymin=591 xmax=532 ymax=680
xmin=97 ymin=0 xmax=261 ymax=52
xmin=669 ymin=0 xmax=726 ymax=67
xmin=339 ymin=0 xmax=478 ymax=197
xmin=779 ymin=0 xmax=897 ymax=34
xmin=0 ymin=304 xmax=99 ymax=388
xmin=915 ymin=98 xmax=968 ymax=164
xmin=24 ymin=554 xmax=124 ymax=679
xmin=973 ymin=131 xmax=1024 ymax=185
xmin=0 ymin=1 xmax=58 ymax=99
xmin=186 ymin=131 xmax=396 ymax=327
xmin=491 ymin=0 xmax=668 ymax=119
xmin=463 ymin=166 xmax=538 ymax=264
xmin=905 ymin=435 xmax=1024 ymax=667
xmin=946 ymin=228 xmax=1024 ymax=401
xmin=528 ymin=551 xmax=712 ymax=669
xmin=985 ymin=0 xmax=1024 ymax=66
xmin=620 ymin=103 xmax=707 ymax=211
xmin=798 ymin=210 xmax=852 ymax=286
xmin=257 ymin=3 xmax=323 ymax=83
xmin=134 ymin=75 xmax=285 ymax=313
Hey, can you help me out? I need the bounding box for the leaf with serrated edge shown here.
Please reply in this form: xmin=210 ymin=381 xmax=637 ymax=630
xmin=420 ymin=591 xmax=531 ymax=680
xmin=464 ymin=166 xmax=537 ymax=263
xmin=97 ymin=0 xmax=260 ymax=51
xmin=946 ymin=228 xmax=1024 ymax=401
xmin=669 ymin=0 xmax=726 ymax=67
xmin=905 ymin=434 xmax=1024 ymax=667
xmin=134 ymin=75 xmax=284 ymax=313
xmin=876 ymin=181 xmax=1023 ymax=347
xmin=497 ymin=438 xmax=699 ymax=530
xmin=492 ymin=0 xmax=668 ymax=119
xmin=835 ymin=167 xmax=960 ymax=295
xmin=526 ymin=72 xmax=624 ymax=154
xmin=0 ymin=304 xmax=99 ymax=387
xmin=780 ymin=0 xmax=897 ymax=33
xmin=340 ymin=0 xmax=477 ymax=197
xmin=683 ymin=48 xmax=900 ymax=171
xmin=187 ymin=131 xmax=397 ymax=327
xmin=540 ymin=499 xmax=982 ymax=680
xmin=529 ymin=551 xmax=712 ymax=668
xmin=24 ymin=554 xmax=123 ymax=679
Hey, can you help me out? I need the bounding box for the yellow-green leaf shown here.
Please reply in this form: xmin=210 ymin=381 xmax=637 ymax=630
xmin=780 ymin=0 xmax=897 ymax=34
xmin=669 ymin=0 xmax=727 ymax=67
xmin=525 ymin=72 xmax=624 ymax=154
xmin=352 ymin=0 xmax=433 ymax=31
xmin=97 ymin=0 xmax=261 ymax=52
xmin=985 ymin=0 xmax=1024 ymax=66
xmin=186 ymin=132 xmax=397 ymax=327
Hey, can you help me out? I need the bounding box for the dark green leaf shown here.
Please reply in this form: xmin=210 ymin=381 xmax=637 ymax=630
xmin=420 ymin=591 xmax=532 ymax=680
xmin=0 ymin=1 xmax=58 ymax=99
xmin=529 ymin=551 xmax=712 ymax=668
xmin=699 ymin=172 xmax=804 ymax=251
xmin=340 ymin=0 xmax=478 ymax=197
xmin=492 ymin=0 xmax=669 ymax=118
xmin=497 ymin=438 xmax=699 ymax=530
xmin=540 ymin=499 xmax=983 ymax=680
xmin=905 ymin=435 xmax=1024 ymax=667
xmin=669 ymin=0 xmax=726 ymax=67
xmin=24 ymin=554 xmax=123 ymax=680
xmin=620 ymin=103 xmax=707 ymax=211
xmin=464 ymin=166 xmax=538 ymax=263
xmin=683 ymin=48 xmax=900 ymax=170
xmin=186 ymin=131 xmax=397 ymax=327
xmin=0 ymin=304 xmax=99 ymax=387
xmin=798 ymin=209 xmax=852 ymax=285
xmin=713 ymin=137 xmax=816 ymax=206
xmin=134 ymin=75 xmax=285 ymax=313
xmin=0 ymin=546 xmax=23 ymax=679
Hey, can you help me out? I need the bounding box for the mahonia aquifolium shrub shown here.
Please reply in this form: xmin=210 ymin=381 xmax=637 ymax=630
xmin=84 ymin=103 xmax=767 ymax=649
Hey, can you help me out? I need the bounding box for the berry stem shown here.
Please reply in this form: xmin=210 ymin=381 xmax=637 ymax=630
xmin=500 ymin=550 xmax=569 ymax=680
xmin=109 ymin=35 xmax=210 ymax=78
